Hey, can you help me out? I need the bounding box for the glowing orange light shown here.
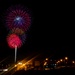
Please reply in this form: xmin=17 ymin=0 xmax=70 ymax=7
xmin=65 ymin=57 xmax=68 ymax=60
xmin=46 ymin=58 xmax=48 ymax=60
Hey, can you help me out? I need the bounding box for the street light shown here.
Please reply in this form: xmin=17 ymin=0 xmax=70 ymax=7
xmin=46 ymin=58 xmax=48 ymax=61
xmin=60 ymin=59 xmax=63 ymax=62
xmin=15 ymin=65 xmax=17 ymax=67
xmin=65 ymin=57 xmax=68 ymax=60
xmin=58 ymin=61 xmax=60 ymax=63
xmin=72 ymin=61 xmax=75 ymax=64
xmin=56 ymin=61 xmax=60 ymax=64
xmin=18 ymin=62 xmax=22 ymax=65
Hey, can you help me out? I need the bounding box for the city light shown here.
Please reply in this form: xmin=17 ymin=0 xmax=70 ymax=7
xmin=56 ymin=62 xmax=58 ymax=64
xmin=18 ymin=62 xmax=22 ymax=65
xmin=22 ymin=64 xmax=25 ymax=66
xmin=60 ymin=59 xmax=63 ymax=62
xmin=44 ymin=62 xmax=47 ymax=65
xmin=65 ymin=57 xmax=68 ymax=60
xmin=72 ymin=61 xmax=75 ymax=64
xmin=46 ymin=58 xmax=48 ymax=60
xmin=2 ymin=55 xmax=75 ymax=72
xmin=58 ymin=61 xmax=60 ymax=63
xmin=15 ymin=65 xmax=17 ymax=67
xmin=3 ymin=69 xmax=8 ymax=71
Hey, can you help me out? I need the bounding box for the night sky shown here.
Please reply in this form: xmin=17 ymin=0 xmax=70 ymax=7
xmin=0 ymin=0 xmax=75 ymax=61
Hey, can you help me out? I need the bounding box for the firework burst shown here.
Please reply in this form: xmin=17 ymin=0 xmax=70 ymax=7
xmin=6 ymin=5 xmax=31 ymax=31
xmin=7 ymin=33 xmax=22 ymax=48
xmin=9 ymin=27 xmax=26 ymax=44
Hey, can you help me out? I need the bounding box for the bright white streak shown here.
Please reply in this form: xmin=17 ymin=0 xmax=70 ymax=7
xmin=15 ymin=45 xmax=17 ymax=62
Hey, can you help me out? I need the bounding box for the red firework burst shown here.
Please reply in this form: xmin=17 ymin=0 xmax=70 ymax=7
xmin=7 ymin=34 xmax=22 ymax=48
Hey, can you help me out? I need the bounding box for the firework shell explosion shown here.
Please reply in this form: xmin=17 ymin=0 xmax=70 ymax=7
xmin=9 ymin=28 xmax=26 ymax=44
xmin=6 ymin=5 xmax=31 ymax=32
xmin=10 ymin=27 xmax=25 ymax=35
xmin=7 ymin=34 xmax=22 ymax=48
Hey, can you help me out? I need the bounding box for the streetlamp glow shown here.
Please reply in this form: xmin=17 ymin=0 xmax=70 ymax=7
xmin=65 ymin=57 xmax=68 ymax=60
xmin=60 ymin=59 xmax=63 ymax=62
xmin=18 ymin=62 xmax=22 ymax=65
xmin=46 ymin=58 xmax=48 ymax=61
xmin=72 ymin=61 xmax=75 ymax=64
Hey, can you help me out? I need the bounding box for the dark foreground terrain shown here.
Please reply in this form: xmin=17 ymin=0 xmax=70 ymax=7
xmin=12 ymin=67 xmax=75 ymax=75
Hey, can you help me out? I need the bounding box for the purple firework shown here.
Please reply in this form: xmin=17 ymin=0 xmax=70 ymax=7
xmin=6 ymin=5 xmax=31 ymax=31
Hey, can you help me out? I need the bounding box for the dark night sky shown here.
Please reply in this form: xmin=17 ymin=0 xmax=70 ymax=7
xmin=0 ymin=0 xmax=75 ymax=60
